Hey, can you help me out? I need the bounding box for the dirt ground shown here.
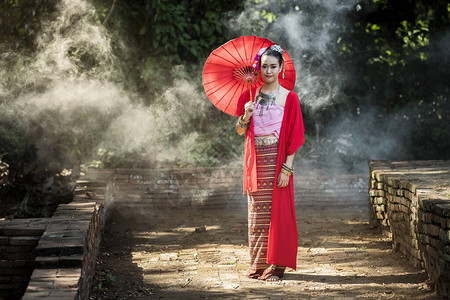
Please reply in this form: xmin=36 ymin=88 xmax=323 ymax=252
xmin=90 ymin=205 xmax=441 ymax=300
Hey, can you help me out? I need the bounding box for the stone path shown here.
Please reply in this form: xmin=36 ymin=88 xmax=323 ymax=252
xmin=92 ymin=203 xmax=441 ymax=299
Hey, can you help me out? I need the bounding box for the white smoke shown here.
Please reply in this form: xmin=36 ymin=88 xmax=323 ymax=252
xmin=232 ymin=0 xmax=412 ymax=174
xmin=1 ymin=0 xmax=210 ymax=169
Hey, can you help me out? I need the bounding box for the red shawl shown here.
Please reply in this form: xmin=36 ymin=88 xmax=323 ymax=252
xmin=236 ymin=88 xmax=305 ymax=270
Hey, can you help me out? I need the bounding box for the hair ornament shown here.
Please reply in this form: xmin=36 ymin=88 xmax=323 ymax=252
xmin=252 ymin=47 xmax=267 ymax=72
xmin=269 ymin=44 xmax=285 ymax=55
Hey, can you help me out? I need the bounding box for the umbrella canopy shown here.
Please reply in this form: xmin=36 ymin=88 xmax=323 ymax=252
xmin=202 ymin=36 xmax=296 ymax=116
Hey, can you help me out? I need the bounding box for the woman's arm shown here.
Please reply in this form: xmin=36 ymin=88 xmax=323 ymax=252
xmin=235 ymin=101 xmax=255 ymax=135
xmin=276 ymin=153 xmax=296 ymax=188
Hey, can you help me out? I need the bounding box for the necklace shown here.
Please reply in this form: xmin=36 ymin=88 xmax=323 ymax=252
xmin=255 ymin=84 xmax=280 ymax=116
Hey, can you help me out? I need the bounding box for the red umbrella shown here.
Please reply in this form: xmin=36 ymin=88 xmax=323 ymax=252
xmin=202 ymin=36 xmax=296 ymax=116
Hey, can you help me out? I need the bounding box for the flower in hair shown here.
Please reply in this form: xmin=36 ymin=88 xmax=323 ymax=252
xmin=252 ymin=47 xmax=267 ymax=73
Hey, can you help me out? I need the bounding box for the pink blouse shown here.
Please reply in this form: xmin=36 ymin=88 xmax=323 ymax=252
xmin=253 ymin=103 xmax=285 ymax=138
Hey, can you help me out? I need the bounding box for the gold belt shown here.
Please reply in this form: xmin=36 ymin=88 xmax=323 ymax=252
xmin=255 ymin=135 xmax=278 ymax=146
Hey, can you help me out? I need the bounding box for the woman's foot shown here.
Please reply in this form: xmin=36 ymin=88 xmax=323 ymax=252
xmin=258 ymin=265 xmax=285 ymax=281
xmin=264 ymin=275 xmax=280 ymax=281
xmin=248 ymin=269 xmax=264 ymax=279
xmin=248 ymin=273 xmax=261 ymax=279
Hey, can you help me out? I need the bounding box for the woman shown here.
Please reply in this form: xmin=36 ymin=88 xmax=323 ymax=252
xmin=235 ymin=44 xmax=305 ymax=281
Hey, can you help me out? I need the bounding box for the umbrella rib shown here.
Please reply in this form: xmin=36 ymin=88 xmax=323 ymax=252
xmin=223 ymin=84 xmax=244 ymax=113
xmin=222 ymin=45 xmax=246 ymax=67
xmin=209 ymin=52 xmax=241 ymax=67
xmin=229 ymin=39 xmax=247 ymax=66
xmin=214 ymin=80 xmax=241 ymax=106
xmin=203 ymin=75 xmax=239 ymax=92
xmin=205 ymin=76 xmax=239 ymax=95
xmin=203 ymin=61 xmax=237 ymax=70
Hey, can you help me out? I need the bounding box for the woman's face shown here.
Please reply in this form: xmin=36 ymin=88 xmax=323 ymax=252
xmin=260 ymin=54 xmax=281 ymax=84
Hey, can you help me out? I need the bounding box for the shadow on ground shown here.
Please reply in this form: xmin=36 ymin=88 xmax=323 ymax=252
xmin=90 ymin=206 xmax=441 ymax=300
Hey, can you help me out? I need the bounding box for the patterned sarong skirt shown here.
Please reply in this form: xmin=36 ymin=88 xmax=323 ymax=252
xmin=247 ymin=142 xmax=278 ymax=275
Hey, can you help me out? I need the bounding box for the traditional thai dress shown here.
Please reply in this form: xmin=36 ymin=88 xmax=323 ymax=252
xmin=236 ymin=87 xmax=305 ymax=278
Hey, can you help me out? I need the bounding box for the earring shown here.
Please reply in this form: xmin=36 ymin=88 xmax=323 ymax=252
xmin=282 ymin=64 xmax=285 ymax=79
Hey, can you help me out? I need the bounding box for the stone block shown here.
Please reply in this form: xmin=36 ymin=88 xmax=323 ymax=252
xmin=419 ymin=212 xmax=427 ymax=223
xmin=12 ymin=275 xmax=32 ymax=283
xmin=30 ymin=268 xmax=58 ymax=279
xmin=374 ymin=197 xmax=385 ymax=205
xmin=0 ymin=282 xmax=23 ymax=290
xmin=36 ymin=240 xmax=62 ymax=256
xmin=53 ymin=276 xmax=79 ymax=289
xmin=375 ymin=205 xmax=385 ymax=212
xmin=58 ymin=254 xmax=83 ymax=268
xmin=441 ymin=217 xmax=450 ymax=229
xmin=57 ymin=268 xmax=81 ymax=277
xmin=6 ymin=253 xmax=34 ymax=262
xmin=376 ymin=211 xmax=385 ymax=220
xmin=0 ymin=260 xmax=27 ymax=268
xmin=420 ymin=199 xmax=435 ymax=212
xmin=418 ymin=221 xmax=426 ymax=234
xmin=388 ymin=177 xmax=401 ymax=188
xmin=2 ymin=228 xmax=42 ymax=236
xmin=47 ymin=290 xmax=78 ymax=299
xmin=399 ymin=204 xmax=409 ymax=214
xmin=9 ymin=236 xmax=40 ymax=246
xmin=35 ymin=256 xmax=60 ymax=268
xmin=426 ymin=244 xmax=439 ymax=262
xmin=439 ymin=229 xmax=450 ymax=244
xmin=428 ymin=224 xmax=441 ymax=237
xmin=436 ymin=203 xmax=450 ymax=218
xmin=22 ymin=291 xmax=52 ymax=299
xmin=386 ymin=193 xmax=393 ymax=202
xmin=369 ymin=190 xmax=385 ymax=197
xmin=398 ymin=196 xmax=410 ymax=207
xmin=0 ymin=237 xmax=9 ymax=245
xmin=391 ymin=212 xmax=402 ymax=222
xmin=4 ymin=245 xmax=35 ymax=254
xmin=0 ymin=268 xmax=29 ymax=276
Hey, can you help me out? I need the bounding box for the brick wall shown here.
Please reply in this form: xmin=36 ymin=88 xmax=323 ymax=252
xmin=0 ymin=219 xmax=48 ymax=299
xmin=0 ymin=170 xmax=113 ymax=300
xmin=369 ymin=160 xmax=450 ymax=297
xmin=111 ymin=168 xmax=368 ymax=219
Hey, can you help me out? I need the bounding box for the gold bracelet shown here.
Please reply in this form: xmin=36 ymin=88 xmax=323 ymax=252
xmin=239 ymin=115 xmax=250 ymax=124
xmin=282 ymin=163 xmax=294 ymax=174
xmin=237 ymin=122 xmax=248 ymax=129
xmin=237 ymin=116 xmax=249 ymax=129
xmin=280 ymin=168 xmax=292 ymax=176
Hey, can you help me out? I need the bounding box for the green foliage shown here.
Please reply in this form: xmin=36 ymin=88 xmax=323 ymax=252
xmin=337 ymin=0 xmax=450 ymax=160
xmin=0 ymin=0 xmax=57 ymax=52
xmin=109 ymin=0 xmax=243 ymax=64
xmin=96 ymin=270 xmax=116 ymax=292
xmin=91 ymin=0 xmax=244 ymax=102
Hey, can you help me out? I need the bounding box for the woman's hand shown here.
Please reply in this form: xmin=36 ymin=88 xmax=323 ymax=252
xmin=244 ymin=101 xmax=255 ymax=120
xmin=277 ymin=171 xmax=289 ymax=188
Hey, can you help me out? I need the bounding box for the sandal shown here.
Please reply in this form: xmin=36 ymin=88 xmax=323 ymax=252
xmin=248 ymin=269 xmax=265 ymax=279
xmin=259 ymin=266 xmax=285 ymax=281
